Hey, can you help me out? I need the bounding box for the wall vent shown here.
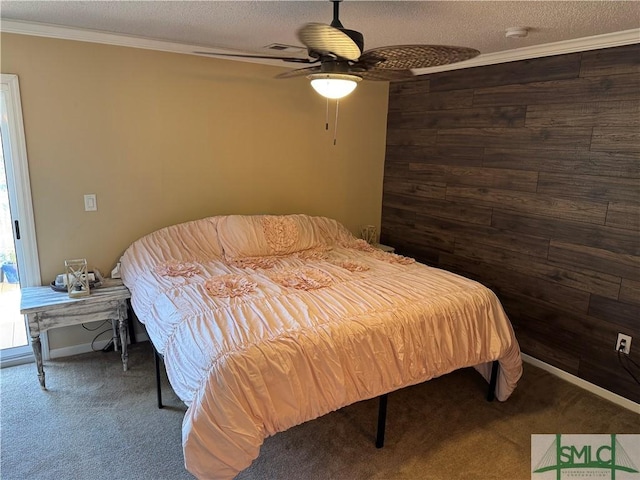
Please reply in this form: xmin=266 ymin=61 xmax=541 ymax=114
xmin=264 ymin=43 xmax=306 ymax=54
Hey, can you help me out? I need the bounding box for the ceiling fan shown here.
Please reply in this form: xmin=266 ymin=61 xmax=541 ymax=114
xmin=195 ymin=0 xmax=480 ymax=99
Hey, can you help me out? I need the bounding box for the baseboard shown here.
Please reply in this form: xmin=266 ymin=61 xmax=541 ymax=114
xmin=49 ymin=339 xmax=112 ymax=359
xmin=0 ymin=351 xmax=34 ymax=368
xmin=48 ymin=332 xmax=150 ymax=359
xmin=521 ymin=353 xmax=639 ymax=414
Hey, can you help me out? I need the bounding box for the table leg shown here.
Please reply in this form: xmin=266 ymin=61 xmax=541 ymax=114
xmin=111 ymin=319 xmax=119 ymax=352
xmin=31 ymin=334 xmax=46 ymax=389
xmin=118 ymin=303 xmax=128 ymax=371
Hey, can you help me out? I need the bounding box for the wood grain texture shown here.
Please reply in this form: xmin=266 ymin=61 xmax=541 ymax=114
xmin=428 ymin=53 xmax=582 ymax=92
xmin=513 ymin=328 xmax=581 ymax=375
xmin=384 ymin=182 xmax=446 ymax=200
xmin=387 ymin=106 xmax=526 ymax=129
xmin=437 ymin=127 xmax=593 ymax=151
xmin=548 ymin=240 xmax=640 ymax=282
xmin=386 ymin=145 xmax=485 ymax=167
xmin=439 ymin=253 xmax=591 ymax=313
xmin=483 ymin=148 xmax=640 ymax=178
xmin=388 ymin=88 xmax=474 ymax=113
xmin=398 ymin=197 xmax=494 ymax=225
xmin=580 ymin=44 xmax=640 ymax=78
xmin=537 ymin=172 xmax=640 ymax=203
xmin=472 ymin=73 xmax=640 ymax=107
xmin=448 ymin=187 xmax=608 ymax=224
xmin=453 ymin=241 xmax=621 ymax=300
xmin=386 ymin=129 xmax=437 ymax=146
xmin=388 ymin=79 xmax=430 ymax=97
xmin=619 ymin=278 xmax=640 ymax=306
xmin=606 ymin=202 xmax=640 ymax=230
xmin=578 ymin=356 xmax=640 ymax=404
xmin=381 ymin=44 xmax=640 ymax=402
xmin=491 ymin=210 xmax=640 ymax=256
xmin=409 ymin=164 xmax=539 ymax=191
xmin=416 ymin=213 xmax=551 ymax=258
xmin=591 ymin=127 xmax=640 ymax=153
xmin=525 ymin=100 xmax=640 ymax=128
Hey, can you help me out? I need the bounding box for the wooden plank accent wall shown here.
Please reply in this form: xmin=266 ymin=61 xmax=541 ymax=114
xmin=381 ymin=44 xmax=640 ymax=403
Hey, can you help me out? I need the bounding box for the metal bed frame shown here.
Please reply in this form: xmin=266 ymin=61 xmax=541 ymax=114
xmin=153 ymin=347 xmax=499 ymax=449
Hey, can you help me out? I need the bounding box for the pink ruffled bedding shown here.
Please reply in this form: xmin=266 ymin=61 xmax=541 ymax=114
xmin=121 ymin=214 xmax=522 ymax=480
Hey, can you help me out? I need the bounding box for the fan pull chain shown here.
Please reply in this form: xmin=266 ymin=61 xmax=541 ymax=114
xmin=333 ymin=99 xmax=339 ymax=145
xmin=325 ymin=97 xmax=329 ymax=130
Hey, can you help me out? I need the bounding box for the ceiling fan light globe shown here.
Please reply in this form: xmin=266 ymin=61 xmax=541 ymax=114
xmin=308 ymin=74 xmax=361 ymax=99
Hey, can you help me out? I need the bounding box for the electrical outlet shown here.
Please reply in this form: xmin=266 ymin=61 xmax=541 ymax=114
xmin=615 ymin=333 xmax=632 ymax=354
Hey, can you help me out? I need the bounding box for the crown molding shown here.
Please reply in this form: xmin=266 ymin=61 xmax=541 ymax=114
xmin=1 ymin=19 xmax=639 ymax=72
xmin=0 ymin=19 xmax=203 ymax=54
xmin=0 ymin=19 xmax=287 ymax=67
xmin=412 ymin=28 xmax=640 ymax=76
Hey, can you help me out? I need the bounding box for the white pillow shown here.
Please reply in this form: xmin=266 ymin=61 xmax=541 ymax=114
xmin=217 ymin=214 xmax=324 ymax=259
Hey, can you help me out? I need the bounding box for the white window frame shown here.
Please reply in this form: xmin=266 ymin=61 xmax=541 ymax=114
xmin=1 ymin=74 xmax=45 ymax=365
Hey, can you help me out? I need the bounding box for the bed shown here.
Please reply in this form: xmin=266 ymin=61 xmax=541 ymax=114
xmin=121 ymin=214 xmax=522 ymax=480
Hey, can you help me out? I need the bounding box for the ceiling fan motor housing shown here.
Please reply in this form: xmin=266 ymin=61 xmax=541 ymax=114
xmin=318 ymin=59 xmax=353 ymax=74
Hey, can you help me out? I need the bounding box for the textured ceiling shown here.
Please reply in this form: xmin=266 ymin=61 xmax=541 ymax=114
xmin=1 ymin=1 xmax=639 ymax=64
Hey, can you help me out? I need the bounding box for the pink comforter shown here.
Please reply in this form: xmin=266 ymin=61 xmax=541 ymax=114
xmin=121 ymin=215 xmax=522 ymax=479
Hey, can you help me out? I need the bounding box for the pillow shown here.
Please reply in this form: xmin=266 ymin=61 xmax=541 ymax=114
xmin=121 ymin=216 xmax=224 ymax=286
xmin=310 ymin=216 xmax=357 ymax=246
xmin=217 ymin=214 xmax=324 ymax=259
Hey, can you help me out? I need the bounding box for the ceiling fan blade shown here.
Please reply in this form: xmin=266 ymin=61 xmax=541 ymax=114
xmin=194 ymin=51 xmax=316 ymax=64
xmin=275 ymin=66 xmax=323 ymax=79
xmin=350 ymin=68 xmax=415 ymax=82
xmin=359 ymin=45 xmax=480 ymax=70
xmin=297 ymin=23 xmax=362 ymax=61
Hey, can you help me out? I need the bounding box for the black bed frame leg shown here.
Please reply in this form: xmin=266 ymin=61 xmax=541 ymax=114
xmin=487 ymin=360 xmax=499 ymax=402
xmin=154 ymin=347 xmax=164 ymax=409
xmin=375 ymin=394 xmax=388 ymax=448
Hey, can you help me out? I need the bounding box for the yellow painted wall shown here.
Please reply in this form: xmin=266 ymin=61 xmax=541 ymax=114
xmin=0 ymin=33 xmax=389 ymax=350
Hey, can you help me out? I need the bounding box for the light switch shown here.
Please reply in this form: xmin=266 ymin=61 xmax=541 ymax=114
xmin=84 ymin=194 xmax=97 ymax=211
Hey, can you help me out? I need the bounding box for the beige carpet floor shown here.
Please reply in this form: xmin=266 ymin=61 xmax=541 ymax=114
xmin=1 ymin=342 xmax=638 ymax=480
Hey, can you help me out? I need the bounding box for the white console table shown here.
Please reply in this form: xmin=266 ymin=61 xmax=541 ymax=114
xmin=20 ymin=279 xmax=131 ymax=389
